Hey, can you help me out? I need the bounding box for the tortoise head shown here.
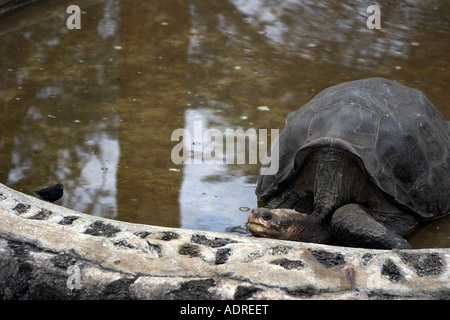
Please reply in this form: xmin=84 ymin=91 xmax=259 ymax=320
xmin=248 ymin=208 xmax=331 ymax=243
xmin=248 ymin=208 xmax=309 ymax=241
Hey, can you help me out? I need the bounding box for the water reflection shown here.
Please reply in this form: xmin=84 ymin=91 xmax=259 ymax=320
xmin=179 ymin=109 xmax=256 ymax=233
xmin=0 ymin=0 xmax=449 ymax=248
xmin=0 ymin=0 xmax=123 ymax=220
xmin=68 ymin=130 xmax=119 ymax=218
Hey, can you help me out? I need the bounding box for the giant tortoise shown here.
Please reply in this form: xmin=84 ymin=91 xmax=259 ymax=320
xmin=248 ymin=77 xmax=449 ymax=249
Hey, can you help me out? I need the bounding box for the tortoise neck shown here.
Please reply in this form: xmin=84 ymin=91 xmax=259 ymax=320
xmin=296 ymin=213 xmax=332 ymax=244
xmin=311 ymin=149 xmax=358 ymax=219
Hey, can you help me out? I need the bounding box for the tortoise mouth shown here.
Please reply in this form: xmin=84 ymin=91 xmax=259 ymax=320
xmin=248 ymin=220 xmax=281 ymax=238
xmin=248 ymin=222 xmax=268 ymax=234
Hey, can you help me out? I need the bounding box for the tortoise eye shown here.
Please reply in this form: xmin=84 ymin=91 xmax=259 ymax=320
xmin=262 ymin=212 xmax=272 ymax=221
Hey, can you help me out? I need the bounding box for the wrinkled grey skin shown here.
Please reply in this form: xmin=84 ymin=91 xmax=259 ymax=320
xmin=249 ymin=78 xmax=450 ymax=249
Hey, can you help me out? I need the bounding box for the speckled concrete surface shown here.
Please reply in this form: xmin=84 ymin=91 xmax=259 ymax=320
xmin=0 ymin=183 xmax=448 ymax=299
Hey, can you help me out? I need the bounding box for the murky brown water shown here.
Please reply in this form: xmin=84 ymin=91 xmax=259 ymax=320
xmin=1 ymin=0 xmax=449 ymax=248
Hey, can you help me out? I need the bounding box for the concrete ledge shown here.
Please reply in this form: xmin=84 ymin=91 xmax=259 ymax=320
xmin=0 ymin=183 xmax=448 ymax=299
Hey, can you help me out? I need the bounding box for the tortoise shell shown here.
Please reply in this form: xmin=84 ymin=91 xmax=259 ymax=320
xmin=256 ymin=78 xmax=450 ymax=219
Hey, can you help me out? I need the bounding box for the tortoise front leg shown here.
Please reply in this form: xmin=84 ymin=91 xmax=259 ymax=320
xmin=331 ymin=204 xmax=415 ymax=249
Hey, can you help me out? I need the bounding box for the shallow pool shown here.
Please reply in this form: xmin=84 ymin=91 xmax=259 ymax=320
xmin=1 ymin=0 xmax=449 ymax=248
